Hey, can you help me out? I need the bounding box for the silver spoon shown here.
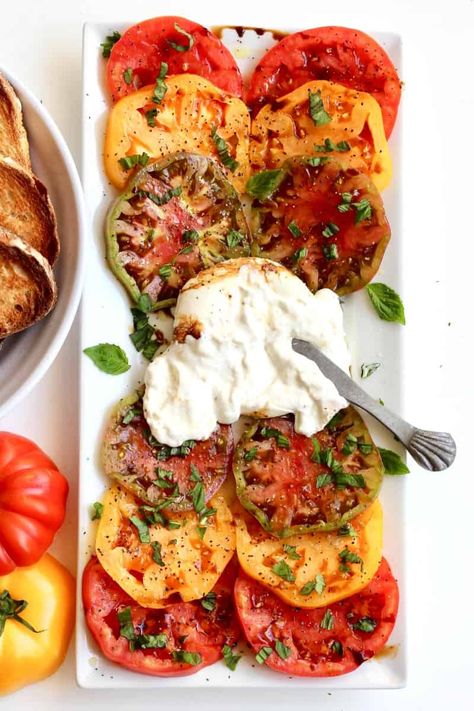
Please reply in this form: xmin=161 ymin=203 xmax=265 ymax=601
xmin=292 ymin=338 xmax=456 ymax=471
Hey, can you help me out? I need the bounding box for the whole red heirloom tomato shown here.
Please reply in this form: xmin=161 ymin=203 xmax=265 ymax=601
xmin=0 ymin=432 xmax=68 ymax=575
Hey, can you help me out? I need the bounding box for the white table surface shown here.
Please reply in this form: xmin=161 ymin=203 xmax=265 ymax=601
xmin=0 ymin=0 xmax=472 ymax=708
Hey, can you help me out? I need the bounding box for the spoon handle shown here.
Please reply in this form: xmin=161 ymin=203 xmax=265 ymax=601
xmin=291 ymin=338 xmax=456 ymax=471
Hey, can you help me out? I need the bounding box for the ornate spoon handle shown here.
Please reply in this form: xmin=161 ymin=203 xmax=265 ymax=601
xmin=292 ymin=338 xmax=456 ymax=471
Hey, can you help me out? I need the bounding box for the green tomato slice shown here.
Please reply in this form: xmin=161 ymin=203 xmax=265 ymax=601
xmin=233 ymin=407 xmax=383 ymax=538
xmin=106 ymin=151 xmax=251 ymax=305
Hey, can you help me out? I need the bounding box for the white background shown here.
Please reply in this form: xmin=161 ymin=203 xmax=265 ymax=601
xmin=0 ymin=0 xmax=472 ymax=708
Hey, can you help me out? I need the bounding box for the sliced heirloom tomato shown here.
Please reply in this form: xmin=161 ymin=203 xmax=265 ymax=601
xmin=107 ymin=16 xmax=243 ymax=102
xmin=106 ymin=152 xmax=251 ymax=303
xmin=246 ymin=26 xmax=401 ymax=138
xmin=96 ymin=485 xmax=236 ymax=608
xmin=234 ymin=557 xmax=399 ymax=677
xmin=250 ymin=157 xmax=391 ymax=294
xmin=104 ymin=75 xmax=250 ymax=193
xmin=235 ymin=500 xmax=383 ymax=609
xmin=83 ymin=556 xmax=240 ymax=677
xmin=234 ymin=409 xmax=383 ymax=537
xmin=250 ymin=80 xmax=392 ymax=192
xmin=102 ymin=391 xmax=233 ymax=509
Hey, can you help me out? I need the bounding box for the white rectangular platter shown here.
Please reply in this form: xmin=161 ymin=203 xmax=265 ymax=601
xmin=78 ymin=21 xmax=406 ymax=689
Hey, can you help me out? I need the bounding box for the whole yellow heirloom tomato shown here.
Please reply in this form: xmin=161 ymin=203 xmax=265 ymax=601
xmin=0 ymin=554 xmax=75 ymax=695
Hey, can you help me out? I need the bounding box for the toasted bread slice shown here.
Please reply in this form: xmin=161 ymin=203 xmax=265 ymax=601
xmin=0 ymin=227 xmax=57 ymax=337
xmin=0 ymin=157 xmax=59 ymax=264
xmin=0 ymin=74 xmax=30 ymax=170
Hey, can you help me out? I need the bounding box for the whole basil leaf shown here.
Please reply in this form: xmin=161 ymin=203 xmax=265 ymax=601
xmin=379 ymin=447 xmax=410 ymax=475
xmin=366 ymin=283 xmax=406 ymax=324
xmin=83 ymin=343 xmax=130 ymax=375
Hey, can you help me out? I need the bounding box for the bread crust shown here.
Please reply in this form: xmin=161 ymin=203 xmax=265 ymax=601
xmin=0 ymin=156 xmax=59 ymax=264
xmin=0 ymin=228 xmax=57 ymax=337
xmin=0 ymin=74 xmax=31 ymax=170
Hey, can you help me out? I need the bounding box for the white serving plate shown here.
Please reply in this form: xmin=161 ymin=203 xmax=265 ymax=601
xmin=78 ymin=22 xmax=406 ymax=689
xmin=0 ymin=68 xmax=85 ymax=419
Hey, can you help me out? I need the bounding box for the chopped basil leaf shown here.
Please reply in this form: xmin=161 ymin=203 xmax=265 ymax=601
xmin=366 ymin=283 xmax=405 ymax=324
xmin=129 ymin=516 xmax=150 ymax=543
xmin=123 ymin=67 xmax=133 ymax=85
xmin=152 ymin=62 xmax=168 ymax=104
xmin=272 ymin=559 xmax=295 ymax=582
xmin=191 ymin=481 xmax=206 ymax=515
xmin=190 ymin=464 xmax=201 ymax=482
xmin=311 ymin=437 xmax=321 ymax=463
xmin=117 ymin=607 xmax=135 ymax=642
xmin=244 ymin=446 xmax=258 ymax=462
xmin=331 ymin=640 xmax=343 ymax=656
xmin=338 ymin=523 xmax=357 ymax=537
xmin=145 ymin=108 xmax=158 ymax=127
xmin=334 ymin=472 xmax=366 ymax=488
xmin=172 ymin=650 xmax=202 ymax=665
xmin=83 ymin=343 xmax=130 ymax=375
xmin=136 ymin=293 xmax=154 ymax=313
xmin=151 ymin=541 xmax=165 ymax=566
xmin=260 ymin=427 xmax=290 ymax=449
xmin=159 ymin=263 xmax=173 ymax=280
xmin=316 ymin=473 xmax=332 ymax=488
xmin=299 ymin=574 xmax=325 ymax=596
xmin=292 ymin=246 xmax=308 ymax=263
xmin=336 ymin=141 xmax=351 ymax=151
xmin=255 ymin=646 xmax=273 ymax=664
xmin=100 ymin=31 xmax=121 ymax=58
xmin=118 ymin=152 xmax=149 ymax=170
xmin=135 ymin=633 xmax=168 ymax=649
xmin=222 ymin=644 xmax=242 ymax=670
xmin=179 ymin=245 xmax=193 ymax=255
xmin=327 ymin=411 xmax=344 ymax=430
xmin=320 ymin=448 xmax=334 ymax=468
xmin=167 ymin=23 xmax=195 ymax=52
xmin=314 ymin=138 xmax=350 ymax=153
xmin=167 ymin=520 xmax=181 ymax=530
xmin=211 ymin=127 xmax=239 ymax=172
xmin=361 ymin=362 xmax=381 ymax=379
xmin=182 ymin=229 xmax=199 ymax=243
xmin=275 ymin=639 xmax=291 ymax=660
xmin=196 ymin=525 xmax=207 ymax=540
xmin=283 ymin=544 xmax=301 ymax=560
xmin=307 ymin=156 xmax=329 ymax=167
xmin=226 ymin=230 xmax=244 ymax=248
xmin=353 ymin=198 xmax=372 ymax=224
xmin=200 ymin=592 xmax=217 ymax=612
xmin=322 ymin=243 xmax=339 ymax=260
xmin=130 ymin=307 xmax=158 ymax=362
xmin=320 ymin=609 xmax=335 ymax=630
xmin=157 ymin=440 xmax=196 ymax=459
xmin=137 ymin=186 xmax=182 ymax=206
xmin=90 ymin=502 xmax=103 ymax=520
xmin=358 ymin=441 xmax=373 ymax=455
xmin=288 ymin=221 xmax=302 ymax=237
xmin=339 ymin=547 xmax=363 ymax=574
xmin=322 ymin=222 xmax=339 ymax=238
xmin=246 ymin=169 xmax=285 ymax=200
xmin=353 ymin=616 xmax=377 ymax=632
xmin=308 ymin=89 xmax=331 ymax=126
xmin=379 ymin=447 xmax=410 ymax=475
xmin=342 ymin=433 xmax=357 ymax=455
xmin=155 ymin=467 xmax=175 ymax=488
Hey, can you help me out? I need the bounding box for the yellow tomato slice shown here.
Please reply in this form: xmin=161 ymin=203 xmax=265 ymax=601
xmin=96 ymin=485 xmax=236 ymax=608
xmin=104 ymin=74 xmax=250 ymax=192
xmin=235 ymin=499 xmax=383 ymax=608
xmin=250 ymin=80 xmax=392 ymax=192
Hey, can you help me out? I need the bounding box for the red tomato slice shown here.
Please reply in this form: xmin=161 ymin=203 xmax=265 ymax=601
xmin=83 ymin=556 xmax=240 ymax=677
xmin=234 ymin=558 xmax=399 ymax=677
xmin=246 ymin=26 xmax=401 ymax=138
xmin=107 ymin=16 xmax=243 ymax=102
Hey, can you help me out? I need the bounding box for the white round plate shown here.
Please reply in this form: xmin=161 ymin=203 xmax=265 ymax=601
xmin=0 ymin=67 xmax=85 ymax=419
